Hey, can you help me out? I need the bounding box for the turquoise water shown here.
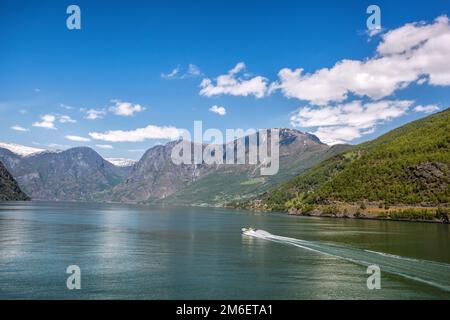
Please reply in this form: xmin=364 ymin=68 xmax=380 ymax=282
xmin=0 ymin=201 xmax=449 ymax=299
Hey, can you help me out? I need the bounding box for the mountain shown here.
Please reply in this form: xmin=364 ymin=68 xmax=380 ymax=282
xmin=243 ymin=109 xmax=450 ymax=220
xmin=106 ymin=140 xmax=216 ymax=202
xmin=0 ymin=146 xmax=129 ymax=201
xmin=0 ymin=160 xmax=29 ymax=201
xmin=109 ymin=129 xmax=351 ymax=205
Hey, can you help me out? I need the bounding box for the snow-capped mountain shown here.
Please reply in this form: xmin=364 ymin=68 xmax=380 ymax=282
xmin=0 ymin=146 xmax=131 ymax=201
xmin=0 ymin=142 xmax=47 ymax=157
xmin=105 ymin=158 xmax=137 ymax=167
xmin=0 ymin=142 xmax=137 ymax=168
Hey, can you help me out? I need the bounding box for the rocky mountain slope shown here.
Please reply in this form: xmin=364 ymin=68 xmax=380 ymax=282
xmin=0 ymin=160 xmax=29 ymax=201
xmin=108 ymin=129 xmax=351 ymax=205
xmin=161 ymin=131 xmax=350 ymax=206
xmin=0 ymin=147 xmax=130 ymax=201
xmin=105 ymin=140 xmax=216 ymax=202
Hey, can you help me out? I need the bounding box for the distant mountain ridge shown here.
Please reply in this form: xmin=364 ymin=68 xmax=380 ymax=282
xmin=0 ymin=129 xmax=350 ymax=204
xmin=159 ymin=135 xmax=350 ymax=206
xmin=0 ymin=146 xmax=131 ymax=201
xmin=105 ymin=140 xmax=218 ymax=202
xmin=107 ymin=129 xmax=351 ymax=205
xmin=2 ymin=109 xmax=447 ymax=214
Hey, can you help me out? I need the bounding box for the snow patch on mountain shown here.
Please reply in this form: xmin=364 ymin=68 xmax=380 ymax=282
xmin=105 ymin=158 xmax=137 ymax=167
xmin=0 ymin=142 xmax=48 ymax=157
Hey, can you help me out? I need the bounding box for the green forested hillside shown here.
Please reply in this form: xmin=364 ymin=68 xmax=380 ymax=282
xmin=243 ymin=108 xmax=449 ymax=216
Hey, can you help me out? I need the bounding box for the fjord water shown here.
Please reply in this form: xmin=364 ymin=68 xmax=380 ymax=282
xmin=0 ymin=202 xmax=449 ymax=299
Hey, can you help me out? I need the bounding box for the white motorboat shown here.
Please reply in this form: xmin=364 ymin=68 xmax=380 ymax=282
xmin=241 ymin=227 xmax=256 ymax=233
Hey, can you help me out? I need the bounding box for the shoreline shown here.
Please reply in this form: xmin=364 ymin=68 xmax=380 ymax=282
xmin=227 ymin=202 xmax=450 ymax=224
xmin=2 ymin=199 xmax=449 ymax=224
xmin=285 ymin=211 xmax=449 ymax=224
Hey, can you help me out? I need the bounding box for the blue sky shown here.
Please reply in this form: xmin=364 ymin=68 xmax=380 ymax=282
xmin=0 ymin=0 xmax=449 ymax=159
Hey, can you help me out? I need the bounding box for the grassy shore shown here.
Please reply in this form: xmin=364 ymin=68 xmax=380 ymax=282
xmin=233 ymin=201 xmax=450 ymax=224
xmin=292 ymin=204 xmax=450 ymax=223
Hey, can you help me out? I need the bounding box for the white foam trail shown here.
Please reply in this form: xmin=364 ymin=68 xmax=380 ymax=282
xmin=364 ymin=249 xmax=450 ymax=268
xmin=244 ymin=229 xmax=450 ymax=292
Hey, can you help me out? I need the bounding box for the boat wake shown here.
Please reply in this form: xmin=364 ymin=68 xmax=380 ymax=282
xmin=243 ymin=229 xmax=450 ymax=292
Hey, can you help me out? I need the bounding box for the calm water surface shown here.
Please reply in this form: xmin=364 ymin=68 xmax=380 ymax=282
xmin=0 ymin=201 xmax=449 ymax=299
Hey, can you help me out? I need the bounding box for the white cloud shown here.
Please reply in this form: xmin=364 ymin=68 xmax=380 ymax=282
xmin=161 ymin=64 xmax=202 ymax=79
xmin=161 ymin=66 xmax=181 ymax=79
xmin=32 ymin=114 xmax=76 ymax=129
xmin=271 ymin=15 xmax=450 ymax=105
xmin=367 ymin=27 xmax=384 ymax=38
xmin=11 ymin=125 xmax=29 ymax=132
xmin=89 ymin=124 xmax=181 ymax=142
xmin=81 ymin=108 xmax=106 ymax=120
xmin=95 ymin=144 xmax=113 ymax=149
xmin=414 ymin=104 xmax=440 ymax=113
xmin=59 ymin=103 xmax=74 ymax=110
xmin=290 ymin=100 xmax=414 ymax=145
xmin=417 ymin=77 xmax=428 ymax=85
xmin=33 ymin=115 xmax=57 ymax=130
xmin=199 ymin=62 xmax=268 ymax=98
xmin=65 ymin=135 xmax=91 ymax=142
xmin=187 ymin=64 xmax=202 ymax=77
xmin=109 ymin=100 xmax=146 ymax=117
xmin=59 ymin=115 xmax=77 ymax=123
xmin=312 ymin=126 xmax=365 ymax=145
xmin=377 ymin=16 xmax=449 ymax=56
xmin=270 ymin=57 xmax=419 ymax=105
xmin=209 ymin=105 xmax=226 ymax=116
